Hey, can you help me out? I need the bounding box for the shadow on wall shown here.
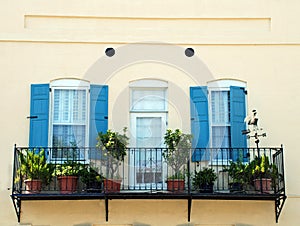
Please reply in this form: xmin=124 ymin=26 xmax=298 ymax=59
xmin=74 ymin=224 xmax=91 ymax=226
xmin=133 ymin=223 xmax=151 ymax=226
xmin=177 ymin=223 xmax=195 ymax=226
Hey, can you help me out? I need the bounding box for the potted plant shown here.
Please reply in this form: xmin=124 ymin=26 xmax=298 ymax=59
xmin=53 ymin=161 xmax=84 ymax=194
xmin=96 ymin=127 xmax=129 ymax=192
xmin=17 ymin=149 xmax=52 ymax=194
xmin=80 ymin=165 xmax=104 ymax=193
xmin=192 ymin=167 xmax=217 ymax=193
xmin=249 ymin=154 xmax=278 ymax=193
xmin=225 ymin=160 xmax=249 ymax=192
xmin=163 ymin=129 xmax=192 ymax=192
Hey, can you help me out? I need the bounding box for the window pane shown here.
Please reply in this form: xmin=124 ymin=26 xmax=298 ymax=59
xmin=211 ymin=91 xmax=229 ymax=124
xmin=132 ymin=90 xmax=166 ymax=111
xmin=212 ymin=126 xmax=231 ymax=148
xmin=52 ymin=125 xmax=86 ymax=147
xmin=52 ymin=88 xmax=87 ymax=148
xmin=136 ymin=117 xmax=162 ymax=147
xmin=53 ymin=89 xmax=86 ymax=123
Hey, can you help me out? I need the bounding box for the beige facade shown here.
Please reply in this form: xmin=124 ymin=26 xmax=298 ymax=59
xmin=1 ymin=0 xmax=300 ymax=225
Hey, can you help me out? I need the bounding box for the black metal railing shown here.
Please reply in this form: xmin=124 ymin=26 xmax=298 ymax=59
xmin=11 ymin=145 xmax=285 ymax=196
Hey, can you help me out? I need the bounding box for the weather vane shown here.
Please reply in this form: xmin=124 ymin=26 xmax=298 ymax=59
xmin=242 ymin=110 xmax=266 ymax=152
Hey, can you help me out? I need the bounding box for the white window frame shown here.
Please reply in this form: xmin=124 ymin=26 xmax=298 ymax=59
xmin=129 ymin=79 xmax=168 ymax=189
xmin=207 ymin=79 xmax=247 ymax=163
xmin=48 ymin=79 xmax=90 ymax=160
xmin=208 ymin=87 xmax=231 ymax=148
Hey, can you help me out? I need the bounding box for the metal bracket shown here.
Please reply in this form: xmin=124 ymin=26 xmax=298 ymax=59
xmin=187 ymin=196 xmax=192 ymax=222
xmin=105 ymin=196 xmax=109 ymax=222
xmin=11 ymin=195 xmax=21 ymax=223
xmin=275 ymin=194 xmax=287 ymax=223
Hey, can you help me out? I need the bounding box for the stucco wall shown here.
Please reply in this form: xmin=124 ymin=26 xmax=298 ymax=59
xmin=1 ymin=0 xmax=299 ymax=225
xmin=20 ymin=200 xmax=275 ymax=226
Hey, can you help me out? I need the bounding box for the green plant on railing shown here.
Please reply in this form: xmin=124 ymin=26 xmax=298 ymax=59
xmin=167 ymin=171 xmax=186 ymax=180
xmin=16 ymin=149 xmax=53 ymax=185
xmin=192 ymin=167 xmax=217 ymax=192
xmin=249 ymin=155 xmax=276 ymax=179
xmin=80 ymin=166 xmax=104 ymax=184
xmin=163 ymin=129 xmax=192 ymax=179
xmin=96 ymin=127 xmax=129 ymax=179
xmin=247 ymin=154 xmax=280 ymax=190
xmin=224 ymin=160 xmax=250 ymax=191
xmin=53 ymin=161 xmax=84 ymax=177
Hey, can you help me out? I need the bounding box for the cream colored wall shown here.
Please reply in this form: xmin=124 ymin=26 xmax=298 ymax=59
xmin=20 ymin=200 xmax=276 ymax=226
xmin=1 ymin=0 xmax=300 ymax=225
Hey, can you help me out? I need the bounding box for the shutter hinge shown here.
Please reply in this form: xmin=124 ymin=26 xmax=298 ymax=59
xmin=27 ymin=116 xmax=38 ymax=119
xmin=49 ymin=88 xmax=52 ymax=92
xmin=240 ymin=87 xmax=247 ymax=95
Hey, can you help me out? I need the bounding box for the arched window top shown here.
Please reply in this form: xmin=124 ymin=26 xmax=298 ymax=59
xmin=207 ymin=78 xmax=246 ymax=89
xmin=50 ymin=78 xmax=90 ymax=88
xmin=129 ymin=79 xmax=168 ymax=88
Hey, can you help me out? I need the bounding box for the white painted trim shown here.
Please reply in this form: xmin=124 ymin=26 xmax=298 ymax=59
xmin=48 ymin=79 xmax=90 ymax=155
xmin=129 ymin=79 xmax=168 ymax=88
xmin=207 ymin=78 xmax=246 ymax=89
xmin=50 ymin=78 xmax=90 ymax=87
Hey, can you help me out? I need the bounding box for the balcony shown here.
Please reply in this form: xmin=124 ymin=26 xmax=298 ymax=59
xmin=11 ymin=145 xmax=286 ymax=223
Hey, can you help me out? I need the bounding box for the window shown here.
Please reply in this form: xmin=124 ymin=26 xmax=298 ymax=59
xmin=190 ymin=79 xmax=247 ymax=162
xmin=28 ymin=79 xmax=108 ymax=160
xmin=50 ymin=82 xmax=89 ymax=148
xmin=129 ymin=79 xmax=168 ymax=188
xmin=210 ymin=90 xmax=231 ymax=148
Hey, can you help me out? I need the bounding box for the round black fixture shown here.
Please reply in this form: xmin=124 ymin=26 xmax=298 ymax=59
xmin=185 ymin=48 xmax=194 ymax=57
xmin=105 ymin=48 xmax=115 ymax=57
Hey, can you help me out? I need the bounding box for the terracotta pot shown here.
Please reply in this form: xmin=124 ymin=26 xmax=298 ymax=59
xmin=58 ymin=176 xmax=78 ymax=194
xmin=166 ymin=179 xmax=185 ymax=192
xmin=254 ymin=178 xmax=272 ymax=193
xmin=24 ymin=179 xmax=42 ymax=194
xmin=103 ymin=179 xmax=122 ymax=192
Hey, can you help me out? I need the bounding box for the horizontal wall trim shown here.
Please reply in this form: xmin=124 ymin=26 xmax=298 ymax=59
xmin=0 ymin=39 xmax=300 ymax=46
xmin=25 ymin=14 xmax=271 ymax=21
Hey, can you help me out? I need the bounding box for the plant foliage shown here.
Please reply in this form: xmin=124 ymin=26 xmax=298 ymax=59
xmin=96 ymin=127 xmax=129 ymax=178
xmin=163 ymin=129 xmax=192 ymax=179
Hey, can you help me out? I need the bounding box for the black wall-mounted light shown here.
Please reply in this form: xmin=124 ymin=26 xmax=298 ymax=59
xmin=105 ymin=48 xmax=115 ymax=57
xmin=185 ymin=48 xmax=194 ymax=57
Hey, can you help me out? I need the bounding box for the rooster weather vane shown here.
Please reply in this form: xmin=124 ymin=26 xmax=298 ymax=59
xmin=242 ymin=109 xmax=266 ymax=149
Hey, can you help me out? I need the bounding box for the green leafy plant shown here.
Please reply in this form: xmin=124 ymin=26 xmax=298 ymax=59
xmin=249 ymin=155 xmax=277 ymax=179
xmin=226 ymin=160 xmax=249 ymax=183
xmin=17 ymin=149 xmax=53 ymax=185
xmin=80 ymin=166 xmax=104 ymax=185
xmin=167 ymin=171 xmax=185 ymax=180
xmin=224 ymin=160 xmax=249 ymax=191
xmin=248 ymin=154 xmax=280 ymax=190
xmin=96 ymin=127 xmax=129 ymax=179
xmin=192 ymin=167 xmax=217 ymax=192
xmin=53 ymin=161 xmax=84 ymax=177
xmin=163 ymin=129 xmax=192 ymax=179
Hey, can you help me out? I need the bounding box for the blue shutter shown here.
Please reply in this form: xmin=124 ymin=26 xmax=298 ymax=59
xmin=29 ymin=84 xmax=50 ymax=149
xmin=89 ymin=85 xmax=108 ymax=152
xmin=190 ymin=86 xmax=210 ymax=161
xmin=230 ymin=86 xmax=247 ymax=161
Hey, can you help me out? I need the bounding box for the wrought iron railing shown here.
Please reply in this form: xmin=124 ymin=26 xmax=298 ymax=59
xmin=11 ymin=145 xmax=285 ymax=196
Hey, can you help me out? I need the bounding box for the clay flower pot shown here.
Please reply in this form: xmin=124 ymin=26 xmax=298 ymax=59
xmin=58 ymin=176 xmax=78 ymax=194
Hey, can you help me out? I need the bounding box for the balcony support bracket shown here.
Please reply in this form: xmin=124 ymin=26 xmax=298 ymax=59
xmin=275 ymin=195 xmax=287 ymax=223
xmin=105 ymin=196 xmax=109 ymax=222
xmin=188 ymin=196 xmax=192 ymax=222
xmin=11 ymin=195 xmax=21 ymax=223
